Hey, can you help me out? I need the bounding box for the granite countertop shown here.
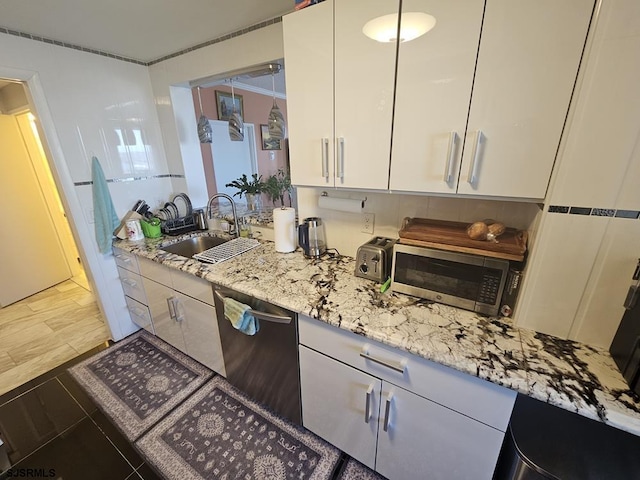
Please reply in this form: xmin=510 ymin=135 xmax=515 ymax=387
xmin=114 ymin=232 xmax=640 ymax=437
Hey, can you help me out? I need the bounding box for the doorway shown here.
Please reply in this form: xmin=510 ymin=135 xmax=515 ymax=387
xmin=0 ymin=85 xmax=81 ymax=306
xmin=0 ymin=80 xmax=108 ymax=393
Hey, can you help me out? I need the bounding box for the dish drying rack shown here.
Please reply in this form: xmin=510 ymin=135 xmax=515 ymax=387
xmin=160 ymin=193 xmax=199 ymax=236
xmin=162 ymin=215 xmax=197 ymax=236
xmin=194 ymin=237 xmax=260 ymax=264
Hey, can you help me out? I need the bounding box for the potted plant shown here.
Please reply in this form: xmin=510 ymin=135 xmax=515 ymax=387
xmin=264 ymin=169 xmax=292 ymax=207
xmin=225 ymin=173 xmax=265 ymax=211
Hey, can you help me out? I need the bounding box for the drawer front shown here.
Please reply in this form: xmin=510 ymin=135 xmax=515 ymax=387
xmin=299 ymin=315 xmax=515 ymax=431
xmin=124 ymin=295 xmax=154 ymax=334
xmin=138 ymin=255 xmax=172 ymax=287
xmin=171 ymin=269 xmax=214 ymax=306
xmin=117 ymin=266 xmax=147 ymax=305
xmin=113 ymin=247 xmax=139 ymax=274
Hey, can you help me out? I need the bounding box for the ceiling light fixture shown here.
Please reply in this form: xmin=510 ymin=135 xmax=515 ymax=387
xmin=196 ymin=86 xmax=213 ymax=144
xmin=268 ymin=64 xmax=286 ymax=140
xmin=228 ymin=78 xmax=244 ymax=142
xmin=363 ymin=12 xmax=436 ymax=43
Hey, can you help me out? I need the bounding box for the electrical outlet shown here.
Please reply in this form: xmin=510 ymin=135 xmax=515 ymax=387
xmin=362 ymin=213 xmax=375 ymax=234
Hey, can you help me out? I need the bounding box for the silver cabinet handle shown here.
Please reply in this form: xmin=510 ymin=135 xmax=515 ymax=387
xmin=128 ymin=306 xmax=145 ymax=318
xmin=173 ymin=298 xmax=185 ymax=322
xmin=122 ymin=278 xmax=137 ymax=287
xmin=116 ymin=254 xmax=131 ymax=263
xmin=214 ymin=290 xmax=292 ymax=324
xmin=360 ymin=347 xmax=407 ymax=373
xmin=321 ymin=137 xmax=329 ymax=181
xmin=337 ymin=137 xmax=345 ymax=183
xmin=166 ymin=297 xmax=176 ymax=320
xmin=444 ymin=131 xmax=458 ymax=183
xmin=364 ymin=384 xmax=373 ymax=424
xmin=468 ymin=130 xmax=484 ymax=185
xmin=383 ymin=391 xmax=393 ymax=432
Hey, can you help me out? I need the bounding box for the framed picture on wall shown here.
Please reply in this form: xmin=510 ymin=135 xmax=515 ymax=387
xmin=260 ymin=124 xmax=282 ymax=150
xmin=215 ymin=90 xmax=244 ymax=121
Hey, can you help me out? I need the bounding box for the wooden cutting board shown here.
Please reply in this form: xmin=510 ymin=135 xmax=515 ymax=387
xmin=398 ymin=217 xmax=527 ymax=262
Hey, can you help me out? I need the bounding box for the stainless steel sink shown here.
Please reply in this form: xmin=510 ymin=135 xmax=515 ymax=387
xmin=160 ymin=235 xmax=228 ymax=259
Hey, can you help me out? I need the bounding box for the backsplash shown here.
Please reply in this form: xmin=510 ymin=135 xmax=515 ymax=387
xmin=295 ymin=187 xmax=542 ymax=258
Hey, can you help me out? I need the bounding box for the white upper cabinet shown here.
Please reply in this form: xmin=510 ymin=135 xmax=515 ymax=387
xmin=457 ymin=0 xmax=594 ymax=199
xmin=333 ymin=0 xmax=398 ymax=190
xmin=284 ymin=0 xmax=398 ymax=190
xmin=285 ymin=0 xmax=594 ymax=198
xmin=389 ymin=0 xmax=485 ymax=194
xmin=283 ymin=1 xmax=334 ymax=187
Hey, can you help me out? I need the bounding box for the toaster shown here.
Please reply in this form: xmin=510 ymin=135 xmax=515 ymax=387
xmin=355 ymin=237 xmax=397 ymax=283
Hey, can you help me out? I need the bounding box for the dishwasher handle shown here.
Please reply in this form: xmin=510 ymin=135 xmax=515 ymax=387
xmin=214 ymin=290 xmax=292 ymax=324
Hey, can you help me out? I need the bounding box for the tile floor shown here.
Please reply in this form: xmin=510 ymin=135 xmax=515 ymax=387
xmin=0 ymin=272 xmax=111 ymax=396
xmin=0 ymin=344 xmax=162 ymax=480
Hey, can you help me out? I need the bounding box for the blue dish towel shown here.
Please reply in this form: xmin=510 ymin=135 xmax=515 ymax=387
xmin=91 ymin=156 xmax=119 ymax=254
xmin=223 ymin=297 xmax=259 ymax=335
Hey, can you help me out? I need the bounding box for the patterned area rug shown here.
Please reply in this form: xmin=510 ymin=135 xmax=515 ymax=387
xmin=136 ymin=376 xmax=341 ymax=480
xmin=69 ymin=330 xmax=213 ymax=441
xmin=336 ymin=458 xmax=388 ymax=480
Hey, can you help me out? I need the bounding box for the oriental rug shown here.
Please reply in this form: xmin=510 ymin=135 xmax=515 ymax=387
xmin=136 ymin=376 xmax=341 ymax=480
xmin=336 ymin=458 xmax=388 ymax=480
xmin=69 ymin=330 xmax=213 ymax=441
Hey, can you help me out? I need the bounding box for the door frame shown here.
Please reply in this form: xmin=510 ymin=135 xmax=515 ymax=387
xmin=0 ymin=66 xmax=116 ymax=339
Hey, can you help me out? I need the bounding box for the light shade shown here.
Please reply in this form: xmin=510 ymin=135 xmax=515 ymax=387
xmin=363 ymin=12 xmax=436 ymax=43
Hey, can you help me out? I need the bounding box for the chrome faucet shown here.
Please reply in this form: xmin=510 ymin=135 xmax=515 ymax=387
xmin=206 ymin=193 xmax=240 ymax=238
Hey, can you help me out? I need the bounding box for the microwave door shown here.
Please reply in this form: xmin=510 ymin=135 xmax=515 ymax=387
xmin=393 ymin=251 xmax=483 ymax=311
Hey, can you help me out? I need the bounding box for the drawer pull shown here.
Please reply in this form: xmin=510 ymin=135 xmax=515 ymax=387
xmin=360 ymin=348 xmax=407 ymax=373
xmin=122 ymin=278 xmax=137 ymax=287
xmin=116 ymin=254 xmax=131 ymax=263
xmin=364 ymin=384 xmax=374 ymax=424
xmin=128 ymin=307 xmax=145 ymax=318
xmin=383 ymin=391 xmax=393 ymax=432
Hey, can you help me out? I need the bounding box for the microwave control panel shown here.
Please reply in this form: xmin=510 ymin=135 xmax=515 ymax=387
xmin=478 ymin=270 xmax=503 ymax=305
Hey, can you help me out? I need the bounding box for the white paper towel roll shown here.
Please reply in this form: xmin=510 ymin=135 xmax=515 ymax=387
xmin=273 ymin=207 xmax=297 ymax=253
xmin=318 ymin=195 xmax=364 ymax=213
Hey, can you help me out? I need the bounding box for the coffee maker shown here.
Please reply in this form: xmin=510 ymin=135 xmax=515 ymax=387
xmin=298 ymin=217 xmax=327 ymax=258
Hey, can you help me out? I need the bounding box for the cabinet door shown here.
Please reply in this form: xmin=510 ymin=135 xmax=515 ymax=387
xmin=142 ymin=277 xmax=187 ymax=353
xmin=390 ymin=0 xmax=484 ymax=194
xmin=333 ymin=0 xmax=398 ymax=190
xmin=283 ymin=1 xmax=335 ymax=187
xmin=457 ymin=0 xmax=594 ymax=199
xmin=376 ymin=383 xmax=505 ymax=480
xmin=175 ymin=291 xmax=225 ymax=376
xmin=299 ymin=346 xmax=381 ymax=469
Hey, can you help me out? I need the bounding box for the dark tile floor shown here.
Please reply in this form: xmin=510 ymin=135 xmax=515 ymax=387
xmin=0 ymin=343 xmax=162 ymax=480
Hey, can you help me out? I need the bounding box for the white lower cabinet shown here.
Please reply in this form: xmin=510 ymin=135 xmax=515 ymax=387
xmin=142 ymin=276 xmax=188 ymax=353
xmin=298 ymin=315 xmax=515 ymax=479
xmin=138 ymin=257 xmax=225 ymax=376
xmin=300 ymin=346 xmax=381 ymax=469
xmin=375 ymin=383 xmax=505 ymax=480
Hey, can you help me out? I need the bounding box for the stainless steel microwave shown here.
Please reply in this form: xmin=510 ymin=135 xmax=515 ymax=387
xmin=391 ymin=244 xmax=510 ymax=316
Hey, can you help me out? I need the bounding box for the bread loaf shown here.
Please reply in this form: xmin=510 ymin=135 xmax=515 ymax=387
xmin=466 ymin=221 xmax=488 ymax=240
xmin=488 ymin=222 xmax=506 ymax=237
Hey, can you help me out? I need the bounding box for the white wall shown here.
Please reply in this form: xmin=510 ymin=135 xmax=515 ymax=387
xmin=148 ymin=23 xmax=286 ymax=202
xmin=296 ymin=187 xmax=540 ymax=258
xmin=0 ymin=33 xmax=174 ymax=340
xmin=516 ymin=0 xmax=640 ymax=347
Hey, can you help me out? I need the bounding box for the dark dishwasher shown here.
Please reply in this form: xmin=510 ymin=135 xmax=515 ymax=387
xmin=213 ymin=285 xmax=301 ymax=425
